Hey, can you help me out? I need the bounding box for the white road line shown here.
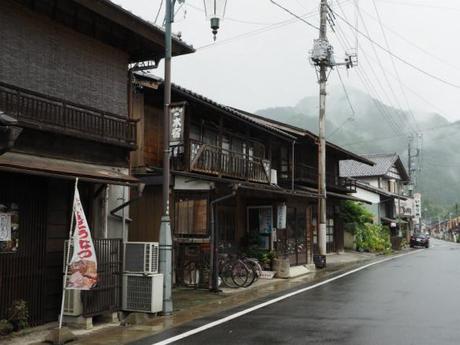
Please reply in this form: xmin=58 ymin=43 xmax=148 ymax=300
xmin=152 ymin=251 xmax=419 ymax=345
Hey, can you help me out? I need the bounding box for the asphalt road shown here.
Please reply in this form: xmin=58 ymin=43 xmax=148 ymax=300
xmin=135 ymin=239 xmax=460 ymax=345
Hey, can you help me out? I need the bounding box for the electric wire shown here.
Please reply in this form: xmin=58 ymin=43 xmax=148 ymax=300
xmin=269 ymin=0 xmax=320 ymax=30
xmin=371 ymin=0 xmax=420 ymax=133
xmin=327 ymin=69 xmax=355 ymax=140
xmin=332 ymin=3 xmax=404 ymax=135
xmin=358 ymin=6 xmax=460 ymax=74
xmin=186 ymin=3 xmax=276 ymax=25
xmin=342 ymin=122 xmax=459 ymax=147
xmin=196 ymin=0 xmax=352 ymax=50
xmin=353 ymin=3 xmax=415 ymax=134
xmin=331 ymin=9 xmax=460 ymax=89
xmin=154 ymin=0 xmax=164 ymax=24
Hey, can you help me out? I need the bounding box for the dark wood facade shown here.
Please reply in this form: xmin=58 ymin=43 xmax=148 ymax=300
xmin=129 ymin=75 xmax=368 ymax=284
xmin=0 ymin=0 xmax=193 ymax=326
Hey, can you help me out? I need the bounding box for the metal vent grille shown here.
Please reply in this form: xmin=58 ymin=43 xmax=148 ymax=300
xmin=150 ymin=244 xmax=159 ymax=273
xmin=125 ymin=275 xmax=152 ymax=312
xmin=124 ymin=243 xmax=145 ymax=272
xmin=124 ymin=242 xmax=159 ymax=273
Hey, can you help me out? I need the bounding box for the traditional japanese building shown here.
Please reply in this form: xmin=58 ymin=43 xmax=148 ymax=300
xmin=129 ymin=72 xmax=373 ymax=286
xmin=0 ymin=0 xmax=193 ymax=326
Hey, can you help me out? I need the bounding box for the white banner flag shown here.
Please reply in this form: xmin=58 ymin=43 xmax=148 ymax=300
xmin=66 ymin=188 xmax=97 ymax=290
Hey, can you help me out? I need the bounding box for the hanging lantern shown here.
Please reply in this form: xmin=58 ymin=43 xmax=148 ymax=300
xmin=203 ymin=0 xmax=227 ymax=41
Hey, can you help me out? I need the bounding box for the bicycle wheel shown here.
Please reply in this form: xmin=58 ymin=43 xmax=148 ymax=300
xmin=231 ymin=260 xmax=251 ymax=287
xmin=220 ymin=262 xmax=237 ymax=288
xmin=182 ymin=261 xmax=200 ymax=288
xmin=244 ymin=258 xmax=263 ymax=283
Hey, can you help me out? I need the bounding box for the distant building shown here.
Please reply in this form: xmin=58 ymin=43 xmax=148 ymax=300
xmin=340 ymin=153 xmax=412 ymax=248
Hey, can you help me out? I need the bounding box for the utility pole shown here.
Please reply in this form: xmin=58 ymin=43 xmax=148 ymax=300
xmin=159 ymin=0 xmax=227 ymax=314
xmin=317 ymin=0 xmax=328 ymax=257
xmin=310 ymin=0 xmax=355 ymax=261
xmin=159 ymin=0 xmax=174 ymax=315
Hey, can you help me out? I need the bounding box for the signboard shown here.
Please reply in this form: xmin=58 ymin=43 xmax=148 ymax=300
xmin=414 ymin=193 xmax=422 ymax=218
xmin=66 ymin=188 xmax=97 ymax=290
xmin=0 ymin=213 xmax=11 ymax=242
xmin=276 ymin=204 xmax=287 ymax=229
xmin=169 ymin=103 xmax=186 ymax=147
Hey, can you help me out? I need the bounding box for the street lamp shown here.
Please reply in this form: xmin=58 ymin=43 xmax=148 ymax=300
xmin=160 ymin=0 xmax=227 ymax=316
xmin=203 ymin=0 xmax=228 ymax=40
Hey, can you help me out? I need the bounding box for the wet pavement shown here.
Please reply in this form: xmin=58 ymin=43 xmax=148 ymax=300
xmin=132 ymin=239 xmax=460 ymax=345
xmin=0 ymin=250 xmax=390 ymax=345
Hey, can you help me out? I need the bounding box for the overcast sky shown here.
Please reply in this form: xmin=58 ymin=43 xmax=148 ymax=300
xmin=113 ymin=0 xmax=460 ymax=122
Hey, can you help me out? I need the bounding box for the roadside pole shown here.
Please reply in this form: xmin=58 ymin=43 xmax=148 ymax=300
xmin=159 ymin=0 xmax=173 ymax=315
xmin=317 ymin=0 xmax=329 ymax=257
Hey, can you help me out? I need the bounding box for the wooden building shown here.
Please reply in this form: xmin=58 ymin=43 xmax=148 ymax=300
xmin=129 ymin=73 xmax=372 ymax=286
xmin=340 ymin=153 xmax=411 ymax=248
xmin=0 ymin=0 xmax=193 ymax=326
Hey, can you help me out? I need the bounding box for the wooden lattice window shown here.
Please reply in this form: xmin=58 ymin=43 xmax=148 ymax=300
xmin=174 ymin=199 xmax=208 ymax=236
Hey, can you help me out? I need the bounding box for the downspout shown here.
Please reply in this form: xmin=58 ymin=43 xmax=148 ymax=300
xmin=104 ymin=185 xmax=109 ymax=239
xmin=210 ymin=187 xmax=238 ymax=292
xmin=291 ymin=140 xmax=296 ymax=192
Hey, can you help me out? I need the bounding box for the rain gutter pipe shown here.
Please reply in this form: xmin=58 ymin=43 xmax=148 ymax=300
xmin=210 ymin=186 xmax=238 ymax=292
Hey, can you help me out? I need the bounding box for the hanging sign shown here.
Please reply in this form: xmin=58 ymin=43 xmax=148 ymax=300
xmin=276 ymin=204 xmax=287 ymax=229
xmin=0 ymin=213 xmax=11 ymax=241
xmin=169 ymin=103 xmax=186 ymax=147
xmin=66 ymin=188 xmax=98 ymax=290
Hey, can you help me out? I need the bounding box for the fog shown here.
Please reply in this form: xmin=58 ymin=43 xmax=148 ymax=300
xmin=112 ymin=0 xmax=460 ymax=122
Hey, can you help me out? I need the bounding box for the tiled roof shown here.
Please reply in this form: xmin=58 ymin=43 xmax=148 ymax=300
xmin=135 ymin=72 xmax=373 ymax=165
xmin=340 ymin=153 xmax=408 ymax=180
xmin=135 ymin=72 xmax=296 ymax=140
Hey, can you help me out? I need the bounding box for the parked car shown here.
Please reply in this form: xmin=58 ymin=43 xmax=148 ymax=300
xmin=410 ymin=233 xmax=430 ymax=248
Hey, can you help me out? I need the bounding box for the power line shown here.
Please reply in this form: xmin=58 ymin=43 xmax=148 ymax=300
xmin=330 ymin=2 xmax=403 ymax=135
xmin=154 ymin=0 xmax=164 ymax=24
xmin=332 ymin=9 xmax=460 ymax=89
xmin=332 ymin=1 xmax=405 ymax=135
xmin=358 ymin=6 xmax=460 ymax=74
xmin=196 ymin=0 xmax=352 ymax=50
xmin=374 ymin=0 xmax=460 ymax=12
xmin=354 ymin=3 xmax=415 ymax=134
xmin=269 ymin=0 xmax=320 ymax=30
xmin=186 ymin=3 xmax=276 ymax=25
xmin=371 ymin=0 xmax=420 ymax=132
xmin=342 ymin=122 xmax=460 ymax=147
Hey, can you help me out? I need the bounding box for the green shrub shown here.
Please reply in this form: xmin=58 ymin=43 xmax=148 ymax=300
xmin=7 ymin=300 xmax=28 ymax=331
xmin=0 ymin=319 xmax=13 ymax=336
xmin=356 ymin=223 xmax=392 ymax=254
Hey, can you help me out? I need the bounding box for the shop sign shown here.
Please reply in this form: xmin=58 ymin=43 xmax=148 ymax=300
xmin=66 ymin=188 xmax=98 ymax=290
xmin=169 ymin=103 xmax=186 ymax=146
xmin=276 ymin=204 xmax=287 ymax=229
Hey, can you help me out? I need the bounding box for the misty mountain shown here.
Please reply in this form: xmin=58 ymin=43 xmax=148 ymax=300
xmin=256 ymin=87 xmax=459 ymax=208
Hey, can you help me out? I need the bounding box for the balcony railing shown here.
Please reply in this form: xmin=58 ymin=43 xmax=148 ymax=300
xmin=0 ymin=81 xmax=136 ymax=148
xmin=284 ymin=163 xmax=356 ymax=192
xmin=173 ymin=139 xmax=271 ymax=184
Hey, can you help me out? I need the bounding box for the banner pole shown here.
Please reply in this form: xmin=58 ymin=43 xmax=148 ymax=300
xmin=58 ymin=177 xmax=79 ymax=330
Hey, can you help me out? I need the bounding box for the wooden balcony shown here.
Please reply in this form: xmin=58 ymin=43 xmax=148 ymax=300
xmin=0 ymin=81 xmax=136 ymax=148
xmin=172 ymin=139 xmax=271 ymax=184
xmin=283 ymin=163 xmax=357 ymax=192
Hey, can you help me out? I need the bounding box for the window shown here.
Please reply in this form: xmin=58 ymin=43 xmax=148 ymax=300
xmin=174 ymin=199 xmax=208 ymax=236
xmin=0 ymin=203 xmax=19 ymax=253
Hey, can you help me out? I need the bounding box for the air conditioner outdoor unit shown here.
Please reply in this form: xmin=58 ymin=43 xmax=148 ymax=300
xmin=63 ymin=289 xmax=83 ymax=316
xmin=124 ymin=242 xmax=159 ymax=274
xmin=122 ymin=274 xmax=163 ymax=313
xmin=270 ymin=169 xmax=278 ymax=185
